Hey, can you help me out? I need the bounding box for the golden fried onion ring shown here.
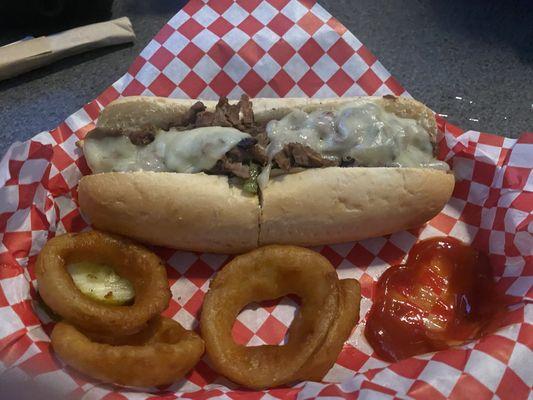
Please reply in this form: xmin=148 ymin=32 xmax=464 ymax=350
xmin=296 ymin=279 xmax=361 ymax=381
xmin=51 ymin=317 xmax=204 ymax=387
xmin=36 ymin=231 xmax=170 ymax=335
xmin=200 ymin=245 xmax=341 ymax=389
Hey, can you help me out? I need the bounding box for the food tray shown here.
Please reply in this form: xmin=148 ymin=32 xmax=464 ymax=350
xmin=0 ymin=1 xmax=531 ymax=399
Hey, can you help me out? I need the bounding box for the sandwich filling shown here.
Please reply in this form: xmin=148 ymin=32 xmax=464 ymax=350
xmin=83 ymin=95 xmax=448 ymax=193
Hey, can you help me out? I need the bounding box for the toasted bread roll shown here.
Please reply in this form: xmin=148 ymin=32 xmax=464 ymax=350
xmin=260 ymin=167 xmax=454 ymax=246
xmin=77 ymin=96 xmax=454 ymax=253
xmin=78 ymin=172 xmax=259 ymax=253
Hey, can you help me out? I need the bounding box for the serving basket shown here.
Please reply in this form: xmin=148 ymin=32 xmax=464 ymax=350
xmin=0 ymin=1 xmax=531 ymax=399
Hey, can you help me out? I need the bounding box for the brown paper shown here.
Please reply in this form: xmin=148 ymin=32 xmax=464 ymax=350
xmin=0 ymin=17 xmax=135 ymax=81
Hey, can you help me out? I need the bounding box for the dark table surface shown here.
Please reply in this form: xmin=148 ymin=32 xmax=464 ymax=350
xmin=1 ymin=0 xmax=532 ymax=158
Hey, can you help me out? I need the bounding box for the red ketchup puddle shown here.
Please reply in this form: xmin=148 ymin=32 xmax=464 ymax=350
xmin=364 ymin=237 xmax=503 ymax=362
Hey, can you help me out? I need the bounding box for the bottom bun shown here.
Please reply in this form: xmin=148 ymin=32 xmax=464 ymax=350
xmin=78 ymin=168 xmax=454 ymax=253
xmin=259 ymin=168 xmax=455 ymax=246
xmin=78 ymin=172 xmax=260 ymax=254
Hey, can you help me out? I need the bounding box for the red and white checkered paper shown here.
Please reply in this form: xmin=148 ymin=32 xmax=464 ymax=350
xmin=1 ymin=1 xmax=532 ymax=399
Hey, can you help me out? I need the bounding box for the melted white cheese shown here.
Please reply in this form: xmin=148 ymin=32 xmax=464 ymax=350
xmin=84 ymin=136 xmax=138 ymax=173
xmin=266 ymin=101 xmax=447 ymax=169
xmin=84 ymin=100 xmax=448 ymax=180
xmin=84 ymin=127 xmax=250 ymax=174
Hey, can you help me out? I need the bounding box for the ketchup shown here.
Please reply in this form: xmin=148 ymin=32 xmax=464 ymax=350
xmin=364 ymin=237 xmax=501 ymax=362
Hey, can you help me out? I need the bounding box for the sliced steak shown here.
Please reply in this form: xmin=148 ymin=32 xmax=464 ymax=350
xmin=192 ymin=95 xmax=262 ymax=133
xmin=180 ymin=101 xmax=206 ymax=126
xmin=239 ymin=95 xmax=254 ymax=126
xmin=86 ymin=127 xmax=156 ymax=145
xmin=273 ymin=143 xmax=338 ymax=171
xmin=87 ymin=96 xmax=271 ymax=181
xmin=289 ymin=143 xmax=337 ymax=168
xmin=273 ymin=150 xmax=292 ymax=171
xmin=208 ymin=157 xmax=250 ymax=179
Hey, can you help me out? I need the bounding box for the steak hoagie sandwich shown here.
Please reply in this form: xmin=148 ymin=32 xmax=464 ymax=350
xmin=77 ymin=95 xmax=455 ymax=253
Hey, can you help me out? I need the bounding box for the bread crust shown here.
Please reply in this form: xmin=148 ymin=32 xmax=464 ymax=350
xmin=95 ymin=95 xmax=437 ymax=141
xmin=78 ymin=96 xmax=453 ymax=253
xmin=78 ymin=172 xmax=259 ymax=253
xmin=259 ymin=167 xmax=454 ymax=247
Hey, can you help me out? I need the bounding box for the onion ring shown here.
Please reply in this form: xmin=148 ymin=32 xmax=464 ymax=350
xmin=296 ymin=279 xmax=361 ymax=381
xmin=51 ymin=317 xmax=204 ymax=387
xmin=36 ymin=231 xmax=170 ymax=335
xmin=200 ymin=245 xmax=340 ymax=389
